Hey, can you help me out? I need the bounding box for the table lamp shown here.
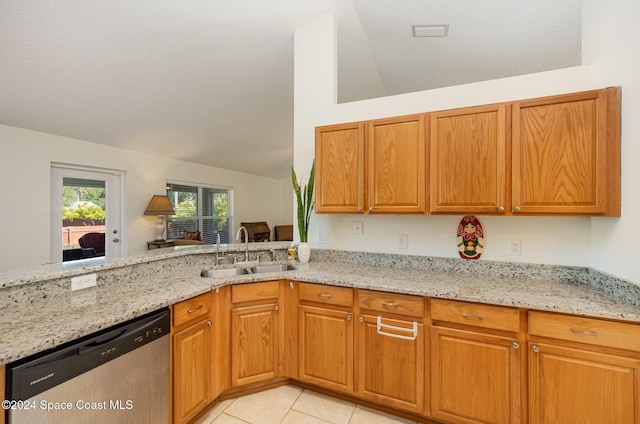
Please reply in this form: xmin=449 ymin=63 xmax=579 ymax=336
xmin=144 ymin=195 xmax=176 ymax=241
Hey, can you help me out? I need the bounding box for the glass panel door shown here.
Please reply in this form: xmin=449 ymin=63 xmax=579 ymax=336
xmin=51 ymin=165 xmax=123 ymax=263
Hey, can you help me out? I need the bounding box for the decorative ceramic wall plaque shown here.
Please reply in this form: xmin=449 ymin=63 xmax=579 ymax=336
xmin=457 ymin=215 xmax=484 ymax=260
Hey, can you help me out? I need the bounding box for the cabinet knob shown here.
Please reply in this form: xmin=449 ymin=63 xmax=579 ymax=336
xmin=498 ymin=206 xmax=505 ymax=213
xmin=207 ymin=321 xmax=212 ymax=327
xmin=532 ymin=345 xmax=539 ymax=353
xmin=347 ymin=315 xmax=352 ymax=321
xmin=358 ymin=207 xmax=363 ymax=212
xmin=274 ymin=305 xmax=279 ymax=311
xmin=514 ymin=206 xmax=521 ymax=212
xmin=512 ymin=342 xmax=519 ymax=350
xmin=358 ymin=317 xmax=364 ymax=323
xmin=368 ymin=206 xmax=373 ymax=212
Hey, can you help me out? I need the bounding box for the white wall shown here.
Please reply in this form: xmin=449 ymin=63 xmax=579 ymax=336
xmin=293 ymin=12 xmax=620 ymax=270
xmin=0 ymin=124 xmax=292 ymax=271
xmin=584 ymin=1 xmax=640 ymax=284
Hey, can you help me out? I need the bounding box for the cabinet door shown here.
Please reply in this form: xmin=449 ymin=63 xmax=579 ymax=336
xmin=430 ymin=104 xmax=507 ymax=214
xmin=1 ymin=365 xmax=5 ymax=424
xmin=356 ymin=314 xmax=424 ymax=414
xmin=512 ymin=88 xmax=619 ymax=215
xmin=529 ymin=343 xmax=640 ymax=424
xmin=368 ymin=114 xmax=426 ymax=213
xmin=299 ymin=305 xmax=353 ymax=393
xmin=173 ymin=319 xmax=211 ymax=424
xmin=231 ymin=302 xmax=279 ymax=387
xmin=315 ymin=122 xmax=365 ymax=213
xmin=431 ymin=326 xmax=522 ymax=424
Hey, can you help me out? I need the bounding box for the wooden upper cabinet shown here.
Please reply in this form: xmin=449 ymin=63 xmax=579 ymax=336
xmin=512 ymin=87 xmax=621 ymax=215
xmin=315 ymin=122 xmax=365 ymax=213
xmin=430 ymin=104 xmax=508 ymax=214
xmin=367 ymin=114 xmax=426 ymax=213
xmin=315 ymin=87 xmax=620 ymax=216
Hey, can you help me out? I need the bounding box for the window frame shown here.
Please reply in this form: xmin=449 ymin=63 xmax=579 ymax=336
xmin=165 ymin=180 xmax=234 ymax=244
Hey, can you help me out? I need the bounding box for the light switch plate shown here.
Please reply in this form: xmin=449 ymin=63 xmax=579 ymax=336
xmin=71 ymin=273 xmax=97 ymax=291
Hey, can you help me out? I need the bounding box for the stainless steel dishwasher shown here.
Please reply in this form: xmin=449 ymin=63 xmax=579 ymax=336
xmin=6 ymin=308 xmax=170 ymax=424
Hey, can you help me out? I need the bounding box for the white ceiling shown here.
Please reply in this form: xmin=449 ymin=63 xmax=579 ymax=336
xmin=0 ymin=1 xmax=581 ymax=179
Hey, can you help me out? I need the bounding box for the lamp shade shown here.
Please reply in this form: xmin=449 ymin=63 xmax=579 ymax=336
xmin=144 ymin=195 xmax=175 ymax=215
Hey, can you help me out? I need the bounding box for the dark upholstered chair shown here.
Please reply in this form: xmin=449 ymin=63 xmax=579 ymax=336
xmin=79 ymin=232 xmax=106 ymax=256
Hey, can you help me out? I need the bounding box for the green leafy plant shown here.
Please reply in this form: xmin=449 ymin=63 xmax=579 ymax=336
xmin=62 ymin=204 xmax=106 ymax=221
xmin=291 ymin=161 xmax=315 ymax=242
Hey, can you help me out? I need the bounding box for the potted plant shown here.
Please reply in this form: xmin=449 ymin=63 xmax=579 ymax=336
xmin=291 ymin=161 xmax=314 ymax=262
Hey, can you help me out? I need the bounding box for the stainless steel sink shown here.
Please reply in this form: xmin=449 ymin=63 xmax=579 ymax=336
xmin=201 ymin=263 xmax=296 ymax=278
xmin=200 ymin=267 xmax=250 ymax=278
xmin=250 ymin=264 xmax=296 ymax=273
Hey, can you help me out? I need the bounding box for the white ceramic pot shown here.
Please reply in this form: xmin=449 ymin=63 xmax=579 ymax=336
xmin=297 ymin=242 xmax=311 ymax=263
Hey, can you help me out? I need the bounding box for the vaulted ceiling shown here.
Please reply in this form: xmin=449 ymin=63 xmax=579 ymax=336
xmin=0 ymin=1 xmax=581 ymax=179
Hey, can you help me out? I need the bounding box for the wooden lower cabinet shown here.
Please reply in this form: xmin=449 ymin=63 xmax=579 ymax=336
xmin=298 ymin=304 xmax=354 ymax=393
xmin=230 ymin=281 xmax=281 ymax=387
xmin=231 ymin=302 xmax=280 ymax=387
xmin=169 ymin=283 xmax=640 ymax=424
xmin=1 ymin=364 xmax=5 ymax=424
xmin=431 ymin=326 xmax=522 ymax=424
xmin=172 ymin=291 xmax=214 ymax=424
xmin=172 ymin=317 xmax=212 ymax=424
xmin=529 ymin=342 xmax=640 ymax=424
xmin=356 ymin=314 xmax=424 ymax=414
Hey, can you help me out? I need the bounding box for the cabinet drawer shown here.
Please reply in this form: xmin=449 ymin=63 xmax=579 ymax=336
xmin=232 ymin=281 xmax=280 ymax=304
xmin=299 ymin=283 xmax=353 ymax=307
xmin=529 ymin=311 xmax=640 ymax=352
xmin=173 ymin=291 xmax=212 ymax=327
xmin=431 ymin=299 xmax=520 ymax=332
xmin=358 ymin=290 xmax=424 ymax=318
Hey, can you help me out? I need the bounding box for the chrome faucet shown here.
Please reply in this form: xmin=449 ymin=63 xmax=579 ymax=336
xmin=236 ymin=226 xmax=249 ymax=262
xmin=215 ymin=232 xmax=224 ymax=266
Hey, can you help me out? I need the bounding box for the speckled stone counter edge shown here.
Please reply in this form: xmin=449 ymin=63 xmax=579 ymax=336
xmin=310 ymin=249 xmax=640 ymax=307
xmin=2 ymin=246 xmax=639 ymax=309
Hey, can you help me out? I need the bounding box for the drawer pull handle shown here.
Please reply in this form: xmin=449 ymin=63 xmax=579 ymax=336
xmin=462 ymin=312 xmax=483 ymax=320
xmin=318 ymin=293 xmax=332 ymax=298
xmin=571 ymin=328 xmax=598 ymax=336
xmin=376 ymin=316 xmax=418 ymax=340
xmin=381 ymin=301 xmax=399 ymax=308
xmin=188 ymin=305 xmax=204 ymax=314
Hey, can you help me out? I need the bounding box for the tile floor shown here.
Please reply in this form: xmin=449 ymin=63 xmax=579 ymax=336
xmin=195 ymin=385 xmax=421 ymax=424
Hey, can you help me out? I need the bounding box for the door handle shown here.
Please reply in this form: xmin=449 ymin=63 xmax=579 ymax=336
xmin=113 ymin=238 xmax=120 ymax=243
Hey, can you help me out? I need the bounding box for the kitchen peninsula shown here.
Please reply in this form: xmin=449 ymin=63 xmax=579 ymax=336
xmin=1 ymin=244 xmax=639 ymax=423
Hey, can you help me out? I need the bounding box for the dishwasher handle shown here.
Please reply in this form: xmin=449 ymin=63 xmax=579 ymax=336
xmin=78 ymin=310 xmax=169 ymax=356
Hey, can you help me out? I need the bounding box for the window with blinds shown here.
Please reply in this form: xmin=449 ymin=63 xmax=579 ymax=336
xmin=166 ymin=182 xmax=233 ymax=244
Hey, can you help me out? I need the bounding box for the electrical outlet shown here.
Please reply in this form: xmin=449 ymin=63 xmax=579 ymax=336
xmin=508 ymin=240 xmax=522 ymax=256
xmin=353 ymin=221 xmax=363 ymax=236
xmin=318 ymin=231 xmax=330 ymax=244
xmin=398 ymin=234 xmax=409 ymax=249
xmin=71 ymin=273 xmax=97 ymax=291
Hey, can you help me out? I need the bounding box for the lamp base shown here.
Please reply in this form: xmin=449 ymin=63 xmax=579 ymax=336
xmin=153 ymin=216 xmax=165 ymax=241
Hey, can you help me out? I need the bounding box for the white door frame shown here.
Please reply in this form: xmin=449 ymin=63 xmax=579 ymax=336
xmin=50 ymin=164 xmax=125 ymax=263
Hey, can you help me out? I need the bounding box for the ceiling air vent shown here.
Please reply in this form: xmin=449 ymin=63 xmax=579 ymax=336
xmin=412 ymin=24 xmax=449 ymax=37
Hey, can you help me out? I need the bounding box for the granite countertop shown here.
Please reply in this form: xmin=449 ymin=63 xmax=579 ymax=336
xmin=1 ymin=246 xmax=639 ymax=366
